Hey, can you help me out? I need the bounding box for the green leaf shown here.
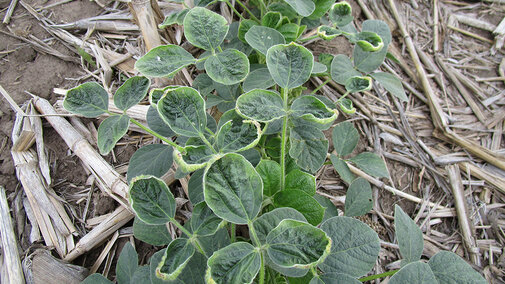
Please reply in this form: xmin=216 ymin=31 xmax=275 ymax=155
xmin=338 ymin=98 xmax=356 ymax=114
xmin=330 ymin=54 xmax=361 ymax=85
xmin=317 ymin=26 xmax=342 ymax=40
xmin=113 ymin=76 xmax=150 ymax=111
xmin=197 ymin=227 xmax=231 ymax=257
xmin=312 ymin=61 xmax=327 ymax=74
xmin=329 ymin=1 xmax=353 ymax=27
xmin=189 ymin=202 xmax=223 ymax=236
xmin=116 ymin=242 xmax=138 ymax=284
xmin=150 ymin=249 xmax=207 ymax=284
xmin=149 ymin=86 xmax=171 ymax=106
xmin=308 ymin=0 xmax=334 ymax=19
xmin=255 ymin=159 xmax=281 ymax=197
xmin=127 ymin=144 xmax=173 ymax=182
xmin=129 ymin=176 xmax=176 ymax=224
xmin=330 ymin=154 xmax=356 ymax=184
xmin=428 ymin=251 xmax=487 ymax=284
xmin=277 ymin=23 xmax=301 ymax=43
xmin=183 ymin=7 xmax=228 ymax=51
xmin=159 ymin=9 xmax=188 ymax=28
xmin=388 ymin=261 xmax=437 ymax=284
xmin=130 ymin=266 xmax=150 ymax=283
xmin=349 ymin=152 xmax=389 ymax=178
xmin=355 ymin=31 xmax=384 ymax=52
xmin=253 ymin=207 xmax=306 ymax=244
xmin=285 ymin=169 xmax=316 ymax=195
xmin=266 ymin=219 xmax=331 ymax=268
xmin=319 ymin=216 xmax=380 ymax=277
xmin=266 ymin=43 xmax=314 ymax=89
xmin=206 ymin=242 xmax=261 ymax=284
xmin=157 ymin=86 xmax=206 ymax=137
xmin=310 ymin=273 xmax=361 ymax=284
xmin=215 ymin=118 xmax=261 ymax=153
xmin=135 ymin=45 xmax=196 ymax=77
xmin=205 ymin=49 xmax=250 ymax=85
xmin=236 ymin=89 xmax=286 ymax=122
xmin=81 ymin=274 xmax=112 ymax=284
xmin=345 ymin=76 xmax=372 ymax=93
xmin=284 ymin=0 xmax=315 ymax=17
xmin=133 ymin=216 xmax=172 ymax=246
xmin=97 ymin=114 xmax=130 ymax=155
xmin=332 ymin=121 xmax=359 ymax=156
xmin=156 ymin=238 xmax=195 ymax=281
xmin=289 ymin=125 xmax=328 ymax=173
xmin=174 ymin=145 xmax=215 ymax=172
xmin=314 ymin=195 xmax=340 ymax=224
xmin=370 ymin=72 xmax=408 ymax=102
xmin=238 ymin=19 xmax=259 ymax=43
xmin=395 ymin=205 xmax=424 ymax=265
xmin=262 ymin=11 xmax=283 ymax=28
xmin=269 ymin=2 xmax=298 ymax=19
xmin=245 ymin=26 xmax=285 ymax=56
xmin=146 ymin=106 xmax=175 ymax=138
xmin=64 ymin=82 xmax=108 ymax=117
xmin=291 ymin=95 xmax=337 ymax=125
xmin=193 ymin=73 xmax=215 ymax=96
xmin=344 ymin=178 xmax=372 ymax=217
xmin=353 ymin=20 xmax=391 ymax=73
xmin=204 ymin=153 xmax=262 ymax=224
xmin=273 ymin=190 xmax=325 ymax=226
xmin=188 ymin=169 xmax=204 ymax=204
xmin=240 ymin=148 xmax=261 ymax=166
xmin=242 ymin=68 xmax=276 ymax=92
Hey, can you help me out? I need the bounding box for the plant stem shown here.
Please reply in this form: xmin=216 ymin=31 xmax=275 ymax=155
xmin=337 ymin=91 xmax=351 ymax=102
xmin=129 ymin=118 xmax=184 ymax=152
xmin=359 ymin=269 xmax=399 ymax=282
xmin=280 ymin=88 xmax=288 ymax=190
xmin=230 ymin=223 xmax=236 ymax=243
xmin=258 ymin=251 xmax=265 ymax=284
xmin=311 ymin=78 xmax=332 ymax=95
xmin=247 ymin=220 xmax=261 ymax=247
xmin=170 ymin=218 xmax=206 ymax=256
xmin=224 ymin=0 xmax=246 ymax=21
xmin=298 ymin=34 xmax=319 ymax=43
xmin=234 ymin=0 xmax=260 ymax=23
xmin=199 ymin=133 xmax=217 ymax=154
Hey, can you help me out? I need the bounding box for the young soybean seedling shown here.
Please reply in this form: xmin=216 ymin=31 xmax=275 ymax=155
xmin=65 ymin=2 xmax=487 ymax=283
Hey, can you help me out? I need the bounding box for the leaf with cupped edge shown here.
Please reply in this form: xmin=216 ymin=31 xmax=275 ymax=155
xmin=205 ymin=49 xmax=250 ymax=85
xmin=394 ymin=205 xmax=424 ymax=265
xmin=273 ymin=189 xmax=325 ymax=226
xmin=428 ymin=251 xmax=487 ymax=284
xmin=266 ymin=219 xmax=331 ymax=269
xmin=310 ymin=273 xmax=361 ymax=284
xmin=236 ymin=89 xmax=286 ymax=122
xmin=173 ymin=145 xmax=216 ymax=173
xmin=149 ymin=86 xmax=176 ymax=107
xmin=255 ymin=159 xmax=281 ymax=197
xmin=388 ymin=261 xmax=437 ymax=284
xmin=156 ymin=238 xmax=195 ymax=281
xmin=370 ymin=72 xmax=408 ymax=102
xmin=349 ymin=152 xmax=390 ymax=178
xmin=291 ymin=95 xmax=337 ymax=126
xmin=353 ymin=20 xmax=392 ymax=73
xmin=204 ymin=153 xmax=262 ymax=224
xmin=135 ymin=45 xmax=196 ymax=77
xmin=189 ymin=202 xmax=223 ymax=236
xmin=97 ymin=114 xmax=130 ymax=155
xmin=345 ymin=178 xmax=372 ymax=217
xmin=317 ymin=26 xmax=342 ymax=40
xmin=289 ymin=125 xmax=329 ymax=173
xmin=332 ymin=121 xmax=359 ymax=157
xmin=215 ymin=119 xmax=261 ymax=153
xmin=127 ymin=144 xmax=173 ymax=182
xmin=355 ymin=31 xmax=384 ymax=52
xmin=242 ymin=67 xmax=276 ymax=92
xmin=329 ymin=1 xmax=353 ymax=27
xmin=129 ymin=175 xmax=176 ymax=225
xmin=114 ymin=76 xmax=150 ymax=111
xmin=253 ymin=207 xmax=306 ymax=244
xmin=150 ymin=249 xmax=207 ymax=284
xmin=157 ymin=86 xmax=207 ymax=137
xmin=183 ymin=7 xmax=228 ymax=51
xmin=330 ymin=154 xmax=355 ymax=184
xmin=64 ymin=82 xmax=108 ymax=117
xmin=245 ymin=26 xmax=285 ymax=56
xmin=330 ymin=54 xmax=361 ymax=85
xmin=345 ymin=76 xmax=372 ymax=93
xmin=338 ymin=98 xmax=356 ymax=114
xmin=319 ymin=216 xmax=380 ymax=277
xmin=261 ymin=11 xmax=282 ymax=28
xmin=285 ymin=169 xmax=316 ymax=196
xmin=206 ymin=242 xmax=261 ymax=284
xmin=266 ymin=43 xmax=314 ymax=89
xmin=283 ymin=0 xmax=315 ymax=17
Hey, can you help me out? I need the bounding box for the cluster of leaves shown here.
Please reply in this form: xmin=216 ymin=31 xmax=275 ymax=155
xmin=65 ymin=1 xmax=486 ymax=283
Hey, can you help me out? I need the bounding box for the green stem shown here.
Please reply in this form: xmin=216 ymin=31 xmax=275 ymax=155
xmin=280 ymin=88 xmax=288 ymax=191
xmin=199 ymin=133 xmax=217 ymax=154
xmin=230 ymin=223 xmax=236 ymax=243
xmin=258 ymin=251 xmax=265 ymax=284
xmin=359 ymin=269 xmax=399 ymax=282
xmin=247 ymin=220 xmax=261 ymax=247
xmin=129 ymin=118 xmax=184 ymax=152
xmin=311 ymin=78 xmax=332 ymax=95
xmin=235 ymin=0 xmax=260 ymax=23
xmin=224 ymin=0 xmax=246 ymax=21
xmin=298 ymin=34 xmax=319 ymax=43
xmin=169 ymin=218 xmax=206 ymax=256
xmin=337 ymin=91 xmax=351 ymax=102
